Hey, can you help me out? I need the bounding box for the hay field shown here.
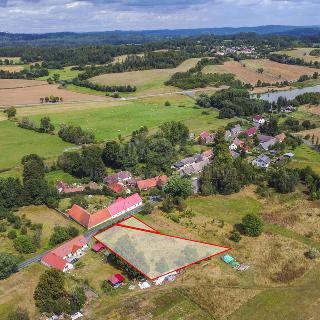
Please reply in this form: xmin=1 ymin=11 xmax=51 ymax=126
xmin=0 ymin=79 xmax=108 ymax=106
xmin=274 ymin=47 xmax=320 ymax=63
xmin=0 ymin=56 xmax=21 ymax=63
xmin=203 ymin=59 xmax=316 ymax=84
xmin=0 ymin=65 xmax=24 ymax=72
xmin=91 ymin=58 xmax=202 ymax=95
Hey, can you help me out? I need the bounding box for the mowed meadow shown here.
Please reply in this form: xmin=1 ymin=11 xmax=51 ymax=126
xmin=22 ymin=95 xmax=230 ymax=141
xmin=0 ymin=120 xmax=72 ymax=169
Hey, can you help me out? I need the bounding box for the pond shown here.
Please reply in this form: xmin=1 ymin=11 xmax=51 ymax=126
xmin=251 ymin=85 xmax=320 ymax=103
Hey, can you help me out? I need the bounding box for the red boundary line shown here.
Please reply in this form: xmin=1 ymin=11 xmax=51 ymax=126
xmin=117 ymin=216 xmax=159 ymax=233
xmin=93 ymin=223 xmax=232 ymax=281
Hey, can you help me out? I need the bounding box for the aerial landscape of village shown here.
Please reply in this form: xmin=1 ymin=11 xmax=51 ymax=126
xmin=0 ymin=1 xmax=320 ymax=319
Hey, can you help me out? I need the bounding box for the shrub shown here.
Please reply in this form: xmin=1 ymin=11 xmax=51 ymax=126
xmin=7 ymin=229 xmax=17 ymax=239
xmin=164 ymin=101 xmax=171 ymax=106
xmin=242 ymin=214 xmax=263 ymax=237
xmin=305 ymin=247 xmax=319 ymax=259
xmin=13 ymin=235 xmax=36 ymax=254
xmin=229 ymin=230 xmax=241 ymax=242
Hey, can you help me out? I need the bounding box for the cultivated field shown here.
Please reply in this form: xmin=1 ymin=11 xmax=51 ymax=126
xmin=274 ymin=47 xmax=320 ymax=63
xmin=0 ymin=79 xmax=108 ymax=106
xmin=203 ymin=59 xmax=316 ymax=84
xmin=0 ymin=120 xmax=72 ymax=169
xmin=91 ymin=58 xmax=202 ymax=95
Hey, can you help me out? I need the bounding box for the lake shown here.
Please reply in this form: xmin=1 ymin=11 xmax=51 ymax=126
xmin=252 ymin=85 xmax=320 ymax=103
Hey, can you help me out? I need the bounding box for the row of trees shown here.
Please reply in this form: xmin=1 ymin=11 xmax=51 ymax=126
xmin=0 ymin=68 xmax=48 ymax=79
xmin=78 ymin=51 xmax=189 ymax=80
xmin=269 ymin=53 xmax=320 ymax=69
xmin=18 ymin=116 xmax=55 ymax=133
xmin=73 ymin=78 xmax=136 ymax=93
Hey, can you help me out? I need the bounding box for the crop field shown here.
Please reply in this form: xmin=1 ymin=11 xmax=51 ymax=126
xmin=0 ymin=79 xmax=107 ymax=106
xmin=274 ymin=47 xmax=320 ymax=63
xmin=203 ymin=59 xmax=316 ymax=84
xmin=25 ymin=95 xmax=229 ymax=141
xmin=0 ymin=120 xmax=72 ymax=169
xmin=90 ymin=58 xmax=202 ymax=95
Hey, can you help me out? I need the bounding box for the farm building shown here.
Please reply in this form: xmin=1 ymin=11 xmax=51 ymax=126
xmin=68 ymin=193 xmax=143 ymax=229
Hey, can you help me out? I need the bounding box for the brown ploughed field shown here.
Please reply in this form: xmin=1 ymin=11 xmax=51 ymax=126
xmin=0 ymin=79 xmax=108 ymax=106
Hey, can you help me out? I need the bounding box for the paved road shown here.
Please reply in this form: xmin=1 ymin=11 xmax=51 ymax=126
xmin=17 ymin=205 xmax=147 ymax=270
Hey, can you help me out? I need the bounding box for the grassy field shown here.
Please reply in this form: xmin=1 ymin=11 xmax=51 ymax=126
xmin=90 ymin=58 xmax=202 ymax=96
xmin=37 ymin=67 xmax=82 ymax=81
xmin=228 ymin=263 xmax=320 ymax=320
xmin=203 ymin=59 xmax=316 ymax=84
xmin=0 ymin=264 xmax=45 ymax=319
xmin=26 ymin=95 xmax=229 ymax=141
xmin=273 ymin=47 xmax=320 ymax=63
xmin=0 ymin=120 xmax=72 ymax=169
xmin=16 ymin=205 xmax=83 ymax=248
xmin=287 ymin=144 xmax=320 ymax=174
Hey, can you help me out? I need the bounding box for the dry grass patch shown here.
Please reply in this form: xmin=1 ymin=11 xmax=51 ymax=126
xmin=274 ymin=48 xmax=320 ymax=63
xmin=0 ymin=65 xmax=24 ymax=72
xmin=0 ymin=264 xmax=45 ymax=319
xmin=203 ymin=59 xmax=315 ymax=84
xmin=0 ymin=79 xmax=45 ymax=89
xmin=299 ymin=104 xmax=320 ymax=116
xmin=296 ymin=127 xmax=320 ymax=139
xmin=91 ymin=58 xmax=202 ymax=95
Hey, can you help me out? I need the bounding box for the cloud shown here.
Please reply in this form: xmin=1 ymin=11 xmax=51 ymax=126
xmin=0 ymin=0 xmax=319 ymax=32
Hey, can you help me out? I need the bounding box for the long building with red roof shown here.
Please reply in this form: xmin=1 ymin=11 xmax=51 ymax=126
xmin=67 ymin=193 xmax=143 ymax=229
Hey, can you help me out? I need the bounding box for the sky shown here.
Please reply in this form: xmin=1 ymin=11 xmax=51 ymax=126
xmin=0 ymin=0 xmax=319 ymax=33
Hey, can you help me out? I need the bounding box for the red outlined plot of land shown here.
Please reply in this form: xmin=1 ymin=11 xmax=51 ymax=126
xmin=94 ymin=217 xmax=231 ymax=280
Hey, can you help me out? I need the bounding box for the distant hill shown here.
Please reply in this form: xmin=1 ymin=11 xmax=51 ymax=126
xmin=0 ymin=25 xmax=320 ymax=46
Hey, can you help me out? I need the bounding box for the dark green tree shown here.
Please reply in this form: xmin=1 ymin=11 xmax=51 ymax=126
xmin=242 ymin=214 xmax=263 ymax=237
xmin=0 ymin=252 xmax=19 ymax=280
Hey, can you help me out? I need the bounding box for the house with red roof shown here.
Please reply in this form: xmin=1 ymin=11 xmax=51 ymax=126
xmin=108 ymin=182 xmax=129 ymax=194
xmin=253 ymin=115 xmax=266 ymax=126
xmin=56 ymin=181 xmax=85 ymax=194
xmin=244 ymin=127 xmax=257 ymax=137
xmin=229 ymin=138 xmax=245 ymax=151
xmin=136 ymin=175 xmax=168 ymax=191
xmin=67 ymin=193 xmax=143 ymax=229
xmin=104 ymin=171 xmax=135 ymax=186
xmin=41 ymin=235 xmax=88 ymax=272
xmin=199 ymin=131 xmax=215 ymax=144
xmin=275 ymin=133 xmax=286 ymax=143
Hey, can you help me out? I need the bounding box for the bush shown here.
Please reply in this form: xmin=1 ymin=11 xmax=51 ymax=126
xmin=164 ymin=101 xmax=171 ymax=106
xmin=0 ymin=252 xmax=19 ymax=280
xmin=305 ymin=247 xmax=319 ymax=259
xmin=229 ymin=230 xmax=241 ymax=242
xmin=7 ymin=229 xmax=17 ymax=239
xmin=14 ymin=236 xmax=37 ymax=254
xmin=49 ymin=226 xmax=79 ymax=246
xmin=242 ymin=214 xmax=263 ymax=237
